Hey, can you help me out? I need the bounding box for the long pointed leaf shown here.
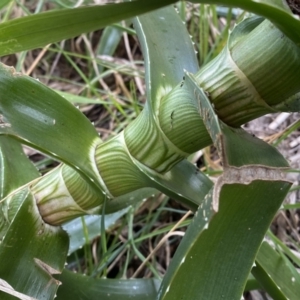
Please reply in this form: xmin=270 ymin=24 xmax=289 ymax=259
xmin=0 ymin=0 xmax=175 ymax=57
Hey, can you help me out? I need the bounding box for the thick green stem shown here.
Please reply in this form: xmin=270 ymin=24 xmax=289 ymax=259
xmin=196 ymin=18 xmax=300 ymax=125
xmin=3 ymin=16 xmax=300 ymax=226
xmin=39 ymin=17 xmax=300 ymax=224
xmin=32 ymin=164 xmax=104 ymax=225
xmin=125 ymin=18 xmax=300 ymax=170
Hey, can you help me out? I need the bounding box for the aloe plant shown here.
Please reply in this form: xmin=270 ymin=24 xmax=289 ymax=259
xmin=0 ymin=0 xmax=300 ymax=299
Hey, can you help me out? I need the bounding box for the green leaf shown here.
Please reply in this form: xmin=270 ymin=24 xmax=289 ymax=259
xmin=96 ymin=25 xmax=123 ymax=58
xmin=158 ymin=72 xmax=291 ymax=299
xmin=0 ymin=191 xmax=69 ymax=300
xmin=0 ymin=63 xmax=101 ymax=185
xmin=104 ymin=157 xmax=213 ymax=214
xmin=105 ymin=187 xmax=158 ymax=214
xmin=56 ymin=269 xmax=160 ymax=300
xmin=253 ymin=242 xmax=300 ymax=300
xmin=267 ymin=230 xmax=300 ymax=268
xmin=244 ymin=274 xmax=262 ymax=292
xmin=136 ymin=159 xmax=213 ymax=211
xmin=2 ymin=0 xmax=298 ymax=57
xmin=220 ymin=123 xmax=289 ymax=167
xmin=56 ymin=91 xmax=109 ymax=105
xmin=124 ymin=5 xmax=203 ymax=174
xmin=133 ymin=5 xmax=199 ymax=113
xmin=0 ymin=136 xmax=39 ymax=241
xmin=0 ymin=0 xmax=175 ymax=57
xmin=190 ymin=0 xmax=300 ymax=46
xmin=0 ymin=0 xmax=11 ymax=11
xmin=195 ymin=15 xmax=300 ymax=127
xmin=158 ymin=181 xmax=291 ymax=299
xmin=96 ymin=25 xmax=123 ymax=74
xmin=119 ymin=5 xmax=213 ymax=210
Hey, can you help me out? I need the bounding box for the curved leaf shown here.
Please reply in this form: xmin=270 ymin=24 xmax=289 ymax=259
xmin=96 ymin=25 xmax=123 ymax=74
xmin=0 ymin=0 xmax=175 ymax=57
xmin=124 ymin=5 xmax=200 ymax=174
xmin=158 ymin=72 xmax=291 ymax=299
xmin=133 ymin=6 xmax=199 ymax=114
xmin=0 ymin=63 xmax=101 ymax=185
xmin=56 ymin=269 xmax=160 ymax=300
xmin=190 ymin=0 xmax=300 ymax=46
xmin=137 ymin=159 xmax=213 ymax=211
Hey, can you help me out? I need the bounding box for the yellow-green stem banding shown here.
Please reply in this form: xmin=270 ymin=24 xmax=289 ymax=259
xmin=95 ymin=133 xmax=149 ymax=197
xmin=124 ymin=110 xmax=187 ymax=173
xmin=32 ymin=165 xmax=103 ymax=225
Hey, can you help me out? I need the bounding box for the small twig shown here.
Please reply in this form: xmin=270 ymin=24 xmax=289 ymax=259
xmin=131 ymin=210 xmax=192 ymax=278
xmin=25 ymin=44 xmax=50 ymax=76
xmin=122 ymin=21 xmax=145 ymax=96
xmin=106 ymin=247 xmax=127 ymax=274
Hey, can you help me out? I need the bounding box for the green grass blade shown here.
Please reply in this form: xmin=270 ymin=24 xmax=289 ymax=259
xmin=63 ymin=208 xmax=129 ymax=255
xmin=0 ymin=0 xmax=11 ymax=11
xmin=56 ymin=91 xmax=108 ymax=104
xmin=0 ymin=0 xmax=175 ymax=57
xmin=253 ymin=242 xmax=300 ymax=300
xmin=56 ymin=269 xmax=160 ymax=300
